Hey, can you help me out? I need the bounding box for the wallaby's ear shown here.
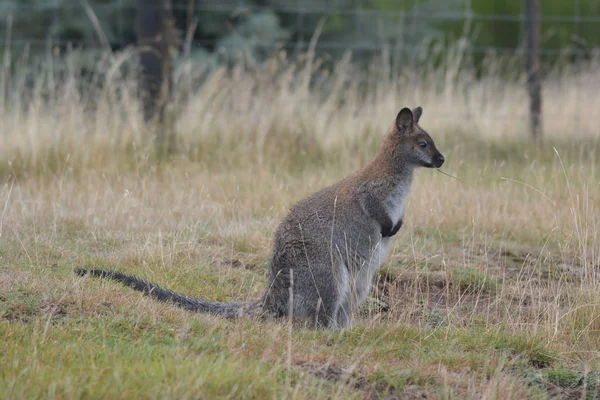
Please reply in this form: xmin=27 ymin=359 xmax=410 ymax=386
xmin=412 ymin=106 xmax=423 ymax=124
xmin=395 ymin=108 xmax=414 ymax=132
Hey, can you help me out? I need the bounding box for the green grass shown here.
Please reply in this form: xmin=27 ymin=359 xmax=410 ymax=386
xmin=1 ymin=318 xmax=346 ymax=399
xmin=451 ymin=266 xmax=499 ymax=295
xmin=2 ymin=50 xmax=600 ymax=399
xmin=2 ymin=155 xmax=598 ymax=398
xmin=546 ymin=369 xmax=583 ymax=388
xmin=0 ymin=255 xmax=594 ymax=399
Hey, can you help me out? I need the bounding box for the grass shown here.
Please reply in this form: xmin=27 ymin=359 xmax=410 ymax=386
xmin=451 ymin=266 xmax=499 ymax=295
xmin=1 ymin=45 xmax=599 ymax=399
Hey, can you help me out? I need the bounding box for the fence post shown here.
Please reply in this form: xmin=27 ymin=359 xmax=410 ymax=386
xmin=136 ymin=0 xmax=179 ymax=155
xmin=525 ymin=0 xmax=542 ymax=143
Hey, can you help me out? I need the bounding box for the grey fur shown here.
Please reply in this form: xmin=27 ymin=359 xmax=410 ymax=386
xmin=77 ymin=106 xmax=444 ymax=330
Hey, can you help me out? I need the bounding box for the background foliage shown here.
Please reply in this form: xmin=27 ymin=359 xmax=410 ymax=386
xmin=1 ymin=0 xmax=599 ymax=65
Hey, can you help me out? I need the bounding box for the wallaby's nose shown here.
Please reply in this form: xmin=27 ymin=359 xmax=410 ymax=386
xmin=435 ymin=154 xmax=445 ymax=167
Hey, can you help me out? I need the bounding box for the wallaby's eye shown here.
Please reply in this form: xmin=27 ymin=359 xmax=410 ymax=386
xmin=418 ymin=142 xmax=428 ymax=148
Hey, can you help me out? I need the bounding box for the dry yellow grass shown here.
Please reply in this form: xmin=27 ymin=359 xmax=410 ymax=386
xmin=1 ymin=47 xmax=599 ymax=399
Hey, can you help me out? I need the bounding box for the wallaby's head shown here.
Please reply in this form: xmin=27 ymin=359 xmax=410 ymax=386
xmin=389 ymin=106 xmax=445 ymax=169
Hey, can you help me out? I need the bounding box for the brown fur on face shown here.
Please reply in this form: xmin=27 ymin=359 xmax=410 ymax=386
xmin=381 ymin=107 xmax=445 ymax=170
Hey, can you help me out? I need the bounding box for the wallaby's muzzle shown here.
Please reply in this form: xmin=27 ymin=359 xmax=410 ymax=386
xmin=432 ymin=153 xmax=445 ymax=168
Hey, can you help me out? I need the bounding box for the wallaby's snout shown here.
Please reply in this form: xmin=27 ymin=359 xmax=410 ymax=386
xmin=419 ymin=145 xmax=444 ymax=169
xmin=431 ymin=150 xmax=445 ymax=168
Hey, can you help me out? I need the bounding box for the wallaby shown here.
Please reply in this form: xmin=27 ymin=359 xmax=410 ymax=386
xmin=77 ymin=106 xmax=445 ymax=329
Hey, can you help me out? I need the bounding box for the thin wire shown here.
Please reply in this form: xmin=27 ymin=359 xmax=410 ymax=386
xmin=0 ymin=38 xmax=596 ymax=58
xmin=2 ymin=4 xmax=600 ymax=23
xmin=0 ymin=1 xmax=597 ymax=79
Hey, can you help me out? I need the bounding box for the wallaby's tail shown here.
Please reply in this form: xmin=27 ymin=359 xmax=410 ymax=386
xmin=75 ymin=268 xmax=259 ymax=319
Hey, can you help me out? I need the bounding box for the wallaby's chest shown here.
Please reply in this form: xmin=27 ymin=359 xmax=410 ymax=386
xmin=384 ymin=184 xmax=410 ymax=226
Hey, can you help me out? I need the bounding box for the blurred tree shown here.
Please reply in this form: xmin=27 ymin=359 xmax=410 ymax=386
xmin=0 ymin=0 xmax=130 ymax=48
xmin=1 ymin=0 xmax=600 ymax=67
xmin=136 ymin=0 xmax=180 ymax=154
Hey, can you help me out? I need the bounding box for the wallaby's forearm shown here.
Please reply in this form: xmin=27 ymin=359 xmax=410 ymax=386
xmin=361 ymin=193 xmax=402 ymax=237
xmin=387 ymin=217 xmax=403 ymax=237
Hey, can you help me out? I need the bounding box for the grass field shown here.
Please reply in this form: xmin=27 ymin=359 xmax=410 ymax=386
xmin=1 ymin=50 xmax=600 ymax=399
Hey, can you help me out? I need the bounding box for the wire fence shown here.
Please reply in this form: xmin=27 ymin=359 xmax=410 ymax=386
xmin=0 ymin=1 xmax=598 ymax=57
xmin=1 ymin=1 xmax=599 ymax=131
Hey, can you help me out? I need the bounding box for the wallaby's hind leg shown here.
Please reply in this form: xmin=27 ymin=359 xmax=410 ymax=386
xmin=335 ymin=296 xmax=352 ymax=329
xmin=352 ymin=255 xmax=383 ymax=310
xmin=287 ymin=263 xmax=346 ymax=329
xmin=265 ymin=259 xmax=349 ymax=329
xmin=315 ymin=304 xmax=338 ymax=329
xmin=334 ymin=267 xmax=352 ymax=329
